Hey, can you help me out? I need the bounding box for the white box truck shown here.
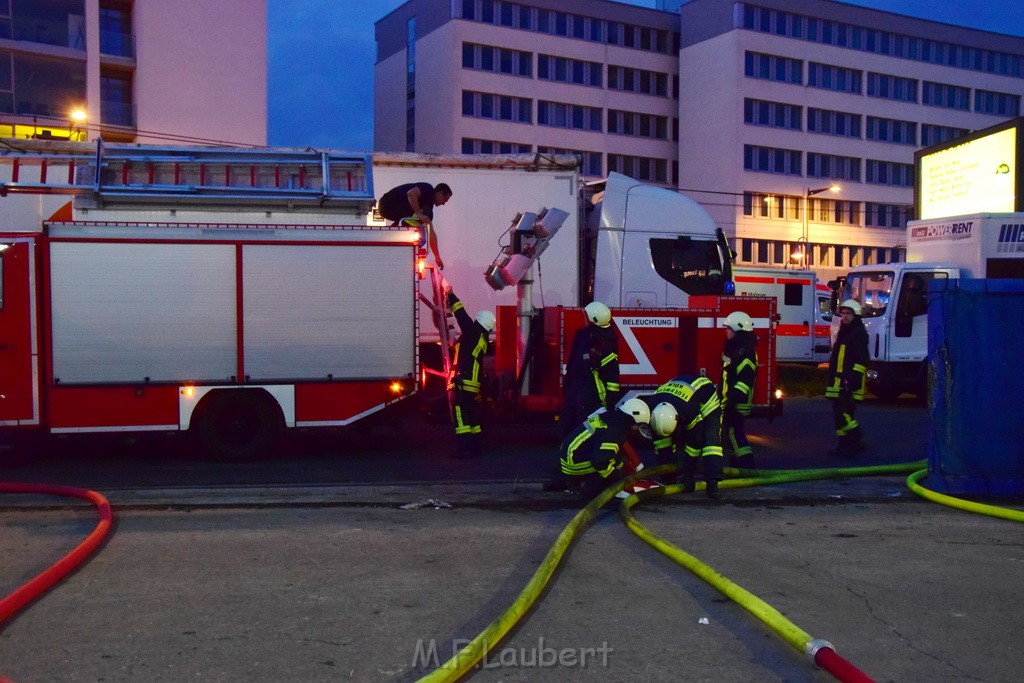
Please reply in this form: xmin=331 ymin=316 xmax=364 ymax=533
xmin=833 ymin=214 xmax=1024 ymax=399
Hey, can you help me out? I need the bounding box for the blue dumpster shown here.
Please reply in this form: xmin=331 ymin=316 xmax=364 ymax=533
xmin=927 ymin=278 xmax=1024 ymax=496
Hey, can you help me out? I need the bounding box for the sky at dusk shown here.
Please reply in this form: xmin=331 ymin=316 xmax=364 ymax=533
xmin=267 ymin=0 xmax=1024 ymax=152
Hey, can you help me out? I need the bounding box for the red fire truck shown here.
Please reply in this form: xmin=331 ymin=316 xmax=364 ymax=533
xmin=0 ymin=142 xmax=420 ymax=458
xmin=1 ymin=140 xmax=780 ymax=459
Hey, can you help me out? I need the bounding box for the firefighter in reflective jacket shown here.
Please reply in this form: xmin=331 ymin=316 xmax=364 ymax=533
xmin=560 ymin=301 xmax=621 ymax=437
xmin=721 ymin=311 xmax=759 ymax=468
xmin=558 ymin=398 xmax=651 ymax=498
xmin=447 ymin=288 xmax=496 ymax=459
xmin=644 ymin=376 xmax=725 ymax=499
xmin=825 ymin=299 xmax=869 ymax=457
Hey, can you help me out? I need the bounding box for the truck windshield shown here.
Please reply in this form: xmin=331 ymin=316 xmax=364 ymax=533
xmin=843 ymin=271 xmax=893 ymax=318
xmin=650 ymin=236 xmax=730 ymax=296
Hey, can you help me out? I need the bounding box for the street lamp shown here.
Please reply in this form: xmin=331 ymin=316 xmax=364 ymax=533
xmin=69 ymin=108 xmax=87 ymax=141
xmin=801 ymin=184 xmax=840 ymax=268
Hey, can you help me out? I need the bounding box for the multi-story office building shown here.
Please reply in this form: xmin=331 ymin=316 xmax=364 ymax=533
xmin=374 ymin=0 xmax=1024 ymax=278
xmin=0 ymin=0 xmax=266 ymax=146
xmin=374 ymin=0 xmax=681 ymax=184
xmin=680 ymin=0 xmax=1024 ymax=278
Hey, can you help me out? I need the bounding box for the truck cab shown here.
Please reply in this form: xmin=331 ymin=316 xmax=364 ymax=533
xmin=833 ymin=263 xmax=957 ymax=400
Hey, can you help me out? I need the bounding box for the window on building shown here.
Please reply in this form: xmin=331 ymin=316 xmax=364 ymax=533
xmin=807 ymin=62 xmax=862 ymax=93
xmin=608 ymin=154 xmax=668 ymax=183
xmin=537 ymin=54 xmax=600 ymax=86
xmin=866 ymin=72 xmax=918 ymax=102
xmin=920 ymin=124 xmax=970 ymax=147
xmin=607 ymin=64 xmax=669 ymax=96
xmin=12 ymin=0 xmax=84 ymax=49
xmin=608 ymin=109 xmax=669 ymax=139
xmin=100 ymin=69 xmax=133 ymax=127
xmin=462 ymin=138 xmax=533 ymax=154
xmin=463 ymin=42 xmax=532 ymax=77
xmin=12 ymin=52 xmax=85 ymax=118
xmin=974 ymin=89 xmax=1021 ymax=117
xmin=538 ymin=146 xmax=602 ymax=176
xmin=743 ymin=98 xmax=802 ymax=130
xmin=806 ymin=153 xmax=864 ymax=181
xmin=743 ymin=145 xmax=801 ymax=175
xmin=922 ymin=81 xmax=970 ymax=110
xmin=866 ymin=116 xmax=917 ymax=145
xmin=99 ymin=4 xmax=132 ymax=57
xmin=462 ymin=90 xmax=532 ymax=123
xmin=866 ymin=160 xmax=914 ymax=187
xmin=743 ymin=51 xmax=802 ymax=84
xmin=806 ymin=108 xmax=861 ymax=138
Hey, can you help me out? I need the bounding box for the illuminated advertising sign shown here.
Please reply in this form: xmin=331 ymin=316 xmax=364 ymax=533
xmin=915 ymin=118 xmax=1022 ymax=220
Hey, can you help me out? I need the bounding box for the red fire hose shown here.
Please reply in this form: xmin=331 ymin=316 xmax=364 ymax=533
xmin=0 ymin=483 xmax=113 ymax=626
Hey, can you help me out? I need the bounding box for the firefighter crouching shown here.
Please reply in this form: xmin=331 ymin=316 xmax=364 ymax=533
xmin=557 ymin=399 xmax=651 ymax=498
xmin=721 ymin=311 xmax=759 ymax=468
xmin=560 ymin=301 xmax=621 ymax=437
xmin=825 ymin=299 xmax=869 ymax=457
xmin=643 ymin=375 xmax=725 ymax=499
xmin=446 ymin=287 xmax=496 ymax=459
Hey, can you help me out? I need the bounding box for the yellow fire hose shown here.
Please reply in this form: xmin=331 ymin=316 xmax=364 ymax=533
xmin=417 ymin=459 xmax=1023 ymax=682
xmin=906 ymin=469 xmax=1024 ymax=523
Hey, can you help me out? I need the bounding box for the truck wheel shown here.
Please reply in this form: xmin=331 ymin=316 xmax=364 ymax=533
xmin=194 ymin=390 xmax=283 ymax=460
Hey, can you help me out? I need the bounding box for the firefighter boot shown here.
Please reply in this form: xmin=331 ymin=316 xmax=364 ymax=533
xmin=846 ymin=427 xmax=867 ymax=455
xmin=453 ymin=433 xmax=478 ymax=459
xmin=677 ymin=457 xmax=698 ymax=493
xmin=703 ymin=455 xmax=725 ymax=500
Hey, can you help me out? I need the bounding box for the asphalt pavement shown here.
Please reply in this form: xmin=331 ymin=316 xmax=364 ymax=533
xmin=2 ymin=396 xmax=1022 ymax=682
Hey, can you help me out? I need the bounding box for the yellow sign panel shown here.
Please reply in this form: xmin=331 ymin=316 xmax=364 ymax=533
xmin=918 ymin=127 xmax=1017 ymax=219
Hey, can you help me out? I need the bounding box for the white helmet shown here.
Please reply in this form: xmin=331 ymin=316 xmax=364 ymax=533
xmin=475 ymin=310 xmax=497 ymax=332
xmin=650 ymin=402 xmax=679 ymax=437
xmin=723 ymin=311 xmax=754 ymax=332
xmin=839 ymin=299 xmax=862 ymax=316
xmin=618 ymin=398 xmax=651 ymax=425
xmin=584 ymin=301 xmax=612 ymax=328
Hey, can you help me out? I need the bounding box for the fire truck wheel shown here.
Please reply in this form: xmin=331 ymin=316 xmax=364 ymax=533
xmin=193 ymin=390 xmax=283 ymax=460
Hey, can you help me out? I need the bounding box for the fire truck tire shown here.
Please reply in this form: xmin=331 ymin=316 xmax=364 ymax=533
xmin=193 ymin=390 xmax=283 ymax=460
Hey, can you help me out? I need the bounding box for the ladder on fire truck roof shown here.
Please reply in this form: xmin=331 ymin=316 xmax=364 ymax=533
xmin=0 ymin=138 xmax=374 ymax=209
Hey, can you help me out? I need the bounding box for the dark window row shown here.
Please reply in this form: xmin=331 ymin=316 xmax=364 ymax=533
xmin=461 ymin=138 xmax=533 ymax=154
xmin=740 ymin=3 xmax=1024 ymax=79
xmin=743 ymin=145 xmax=913 ymax=186
xmin=461 ymin=0 xmax=679 ymax=55
xmin=461 ymin=41 xmax=673 ymax=97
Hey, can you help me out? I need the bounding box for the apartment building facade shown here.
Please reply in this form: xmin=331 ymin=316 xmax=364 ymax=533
xmin=374 ymin=0 xmax=1024 ymax=278
xmin=0 ymin=0 xmax=266 ymax=146
xmin=374 ymin=0 xmax=681 ymax=185
xmin=680 ymin=0 xmax=1024 ymax=278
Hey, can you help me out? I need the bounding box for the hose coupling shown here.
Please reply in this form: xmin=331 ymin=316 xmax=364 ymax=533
xmin=804 ymin=638 xmax=835 ymax=663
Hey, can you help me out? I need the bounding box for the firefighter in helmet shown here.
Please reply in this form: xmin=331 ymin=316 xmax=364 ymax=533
xmin=643 ymin=375 xmax=725 ymax=499
xmin=560 ymin=301 xmax=621 ymax=437
xmin=721 ymin=311 xmax=759 ymax=468
xmin=557 ymin=398 xmax=650 ymax=498
xmin=446 ymin=286 xmax=496 ymax=459
xmin=825 ymin=299 xmax=869 ymax=457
